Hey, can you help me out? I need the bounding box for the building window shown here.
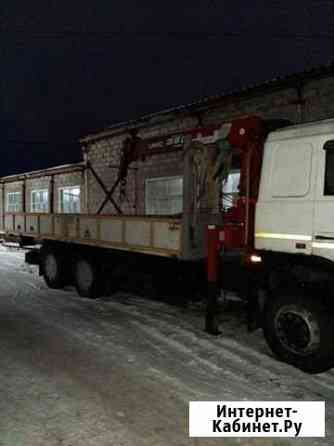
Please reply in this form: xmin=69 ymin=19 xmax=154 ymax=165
xmin=145 ymin=176 xmax=183 ymax=215
xmin=59 ymin=186 xmax=81 ymax=213
xmin=222 ymin=171 xmax=240 ymax=209
xmin=324 ymin=141 xmax=334 ymax=195
xmin=6 ymin=191 xmax=22 ymax=213
xmin=31 ymin=189 xmax=49 ymax=213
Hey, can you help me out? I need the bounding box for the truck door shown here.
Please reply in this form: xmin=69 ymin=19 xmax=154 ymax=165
xmin=256 ymin=138 xmax=315 ymax=255
xmin=313 ymin=138 xmax=334 ymax=262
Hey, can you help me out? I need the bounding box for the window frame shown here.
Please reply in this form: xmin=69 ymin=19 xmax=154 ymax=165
xmin=30 ymin=188 xmax=49 ymax=213
xmin=145 ymin=175 xmax=183 ymax=216
xmin=6 ymin=191 xmax=22 ymax=213
xmin=58 ymin=185 xmax=81 ymax=214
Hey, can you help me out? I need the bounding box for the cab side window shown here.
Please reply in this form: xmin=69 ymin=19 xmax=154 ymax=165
xmin=324 ymin=141 xmax=334 ymax=195
xmin=271 ymin=142 xmax=312 ymax=197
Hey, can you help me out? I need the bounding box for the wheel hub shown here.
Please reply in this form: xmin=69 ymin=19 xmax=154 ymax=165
xmin=275 ymin=305 xmax=320 ymax=355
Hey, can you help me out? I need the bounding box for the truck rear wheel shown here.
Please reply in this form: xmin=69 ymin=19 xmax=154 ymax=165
xmin=41 ymin=249 xmax=65 ymax=289
xmin=74 ymin=258 xmax=102 ymax=299
xmin=263 ymin=292 xmax=334 ymax=373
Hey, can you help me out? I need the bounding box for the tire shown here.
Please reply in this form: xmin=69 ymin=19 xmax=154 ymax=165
xmin=74 ymin=257 xmax=102 ymax=299
xmin=41 ymin=248 xmax=65 ymax=289
xmin=263 ymin=292 xmax=334 ymax=374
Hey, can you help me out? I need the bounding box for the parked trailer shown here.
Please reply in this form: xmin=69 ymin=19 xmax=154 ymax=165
xmin=9 ymin=115 xmax=334 ymax=374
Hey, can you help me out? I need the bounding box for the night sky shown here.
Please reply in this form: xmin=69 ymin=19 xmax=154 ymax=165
xmin=2 ymin=1 xmax=333 ymax=175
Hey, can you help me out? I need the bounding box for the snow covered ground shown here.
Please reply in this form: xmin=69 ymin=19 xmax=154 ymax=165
xmin=0 ymin=244 xmax=333 ymax=446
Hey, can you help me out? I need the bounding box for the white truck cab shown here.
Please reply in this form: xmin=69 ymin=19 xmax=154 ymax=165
xmin=256 ymin=117 xmax=334 ymax=263
xmin=251 ymin=118 xmax=334 ymax=374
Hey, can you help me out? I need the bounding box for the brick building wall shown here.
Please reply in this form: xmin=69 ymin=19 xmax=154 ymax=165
xmin=1 ymin=68 xmax=333 ymax=221
xmin=53 ymin=171 xmax=85 ymax=213
xmin=82 ymin=72 xmax=334 ymax=216
xmin=0 ymin=168 xmax=85 ymax=218
xmin=84 ymin=116 xmax=198 ymax=215
xmin=3 ymin=181 xmax=24 ymax=211
xmin=25 ymin=177 xmax=51 ymax=211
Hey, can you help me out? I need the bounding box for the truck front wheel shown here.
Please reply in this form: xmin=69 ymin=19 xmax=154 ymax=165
xmin=74 ymin=258 xmax=102 ymax=299
xmin=263 ymin=292 xmax=334 ymax=373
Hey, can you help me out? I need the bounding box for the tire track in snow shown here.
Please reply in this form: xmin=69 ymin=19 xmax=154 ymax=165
xmin=127 ymin=318 xmax=276 ymax=399
xmin=9 ymin=263 xmax=334 ymax=402
xmin=107 ymin=299 xmax=334 ymax=402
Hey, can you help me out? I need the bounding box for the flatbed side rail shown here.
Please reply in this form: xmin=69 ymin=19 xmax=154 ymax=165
xmin=4 ymin=213 xmax=182 ymax=258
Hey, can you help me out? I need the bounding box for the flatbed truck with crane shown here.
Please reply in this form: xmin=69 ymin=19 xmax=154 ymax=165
xmin=6 ymin=115 xmax=334 ymax=374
